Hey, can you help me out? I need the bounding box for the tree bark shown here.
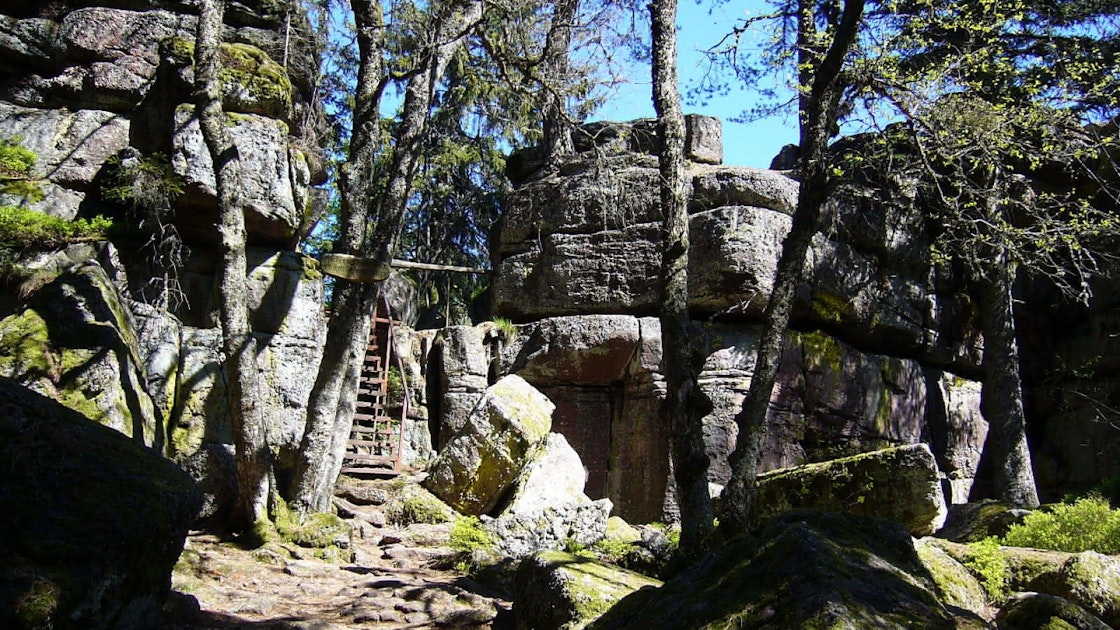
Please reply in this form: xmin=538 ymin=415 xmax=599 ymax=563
xmin=974 ymin=259 xmax=1040 ymax=507
xmin=720 ymin=0 xmax=865 ymax=535
xmin=194 ymin=0 xmax=271 ymax=530
xmin=650 ymin=0 xmax=715 ymax=551
xmin=541 ymin=0 xmax=579 ymax=163
xmin=290 ymin=0 xmax=484 ymax=514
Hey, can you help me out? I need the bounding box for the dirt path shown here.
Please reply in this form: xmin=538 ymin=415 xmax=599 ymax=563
xmin=166 ymin=477 xmax=514 ymax=629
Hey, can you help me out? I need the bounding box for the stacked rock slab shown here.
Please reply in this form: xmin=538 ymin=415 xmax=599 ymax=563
xmin=0 ymin=0 xmax=328 ymax=521
xmin=487 ymin=117 xmax=992 ymax=522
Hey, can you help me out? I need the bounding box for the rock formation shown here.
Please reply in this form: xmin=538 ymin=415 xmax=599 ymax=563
xmin=0 ymin=0 xmax=328 ymax=521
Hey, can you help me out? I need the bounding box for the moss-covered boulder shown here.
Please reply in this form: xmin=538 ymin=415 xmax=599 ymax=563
xmin=739 ymin=443 xmax=947 ymax=536
xmin=914 ymin=539 xmax=990 ymax=618
xmin=995 ymin=592 xmax=1110 ymax=630
xmin=938 ymin=500 xmax=1029 ymax=543
xmin=0 ymin=377 xmax=201 ymax=628
xmin=589 ymin=510 xmax=987 ymax=630
xmin=424 ymin=375 xmax=553 ymax=515
xmin=1029 ymin=551 xmax=1120 ymax=627
xmin=513 ymin=550 xmax=662 ymax=630
xmin=0 ymin=261 xmax=160 ymax=447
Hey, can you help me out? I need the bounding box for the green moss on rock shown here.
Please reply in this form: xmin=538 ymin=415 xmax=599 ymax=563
xmin=162 ymin=37 xmax=292 ymax=119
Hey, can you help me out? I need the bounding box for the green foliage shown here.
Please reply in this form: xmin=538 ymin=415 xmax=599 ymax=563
xmin=386 ymin=365 xmax=405 ymax=406
xmin=387 ymin=494 xmax=451 ymax=526
xmin=102 ymin=153 xmax=184 ymax=211
xmin=962 ymin=537 xmax=1009 ymax=601
xmin=491 ymin=317 xmax=517 ymax=343
xmin=1001 ymin=495 xmax=1120 ymax=554
xmin=0 ymin=206 xmax=113 ymax=251
xmin=0 ymin=136 xmax=44 ymax=203
xmin=591 ymin=537 xmax=641 ymax=565
xmin=449 ymin=516 xmax=491 ymax=552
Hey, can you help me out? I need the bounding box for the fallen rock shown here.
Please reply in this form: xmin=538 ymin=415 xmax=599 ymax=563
xmin=514 ymin=550 xmax=662 ymax=630
xmin=588 ymin=510 xmax=985 ymax=629
xmin=738 ymin=443 xmax=948 ymax=536
xmin=424 ymin=375 xmax=554 ymax=515
xmin=486 ymin=433 xmax=612 ymax=559
xmin=996 ymin=591 xmax=1110 ymax=630
xmin=0 ymin=377 xmax=201 ymax=628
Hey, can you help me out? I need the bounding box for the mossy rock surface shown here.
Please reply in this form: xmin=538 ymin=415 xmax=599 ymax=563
xmin=996 ymin=592 xmax=1110 ymax=630
xmin=514 ymin=550 xmax=661 ymax=630
xmin=162 ymin=37 xmax=293 ymax=120
xmin=743 ymin=443 xmax=947 ymax=536
xmin=0 ymin=262 xmax=160 ymax=446
xmin=0 ymin=377 xmax=201 ymax=628
xmin=589 ymin=510 xmax=987 ymax=630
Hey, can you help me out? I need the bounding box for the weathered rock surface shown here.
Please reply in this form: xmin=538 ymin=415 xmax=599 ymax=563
xmin=171 ymin=106 xmax=306 ymax=247
xmin=588 ymin=510 xmax=986 ymax=629
xmin=995 ymin=592 xmax=1110 ymax=630
xmin=486 ymin=433 xmax=613 ymax=559
xmin=513 ymin=550 xmax=661 ymax=630
xmin=0 ymin=261 xmax=160 ymax=446
xmin=424 ymin=375 xmax=554 ymax=515
xmin=739 ymin=443 xmax=948 ymax=536
xmin=0 ymin=376 xmax=200 ymax=628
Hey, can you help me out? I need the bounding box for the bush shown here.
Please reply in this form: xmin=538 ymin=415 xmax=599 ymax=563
xmin=963 ymin=537 xmax=1009 ymax=601
xmin=449 ymin=516 xmax=491 ymax=553
xmin=0 ymin=206 xmax=112 ymax=251
xmin=1001 ymin=495 xmax=1120 ymax=554
xmin=0 ymin=136 xmax=44 ymax=203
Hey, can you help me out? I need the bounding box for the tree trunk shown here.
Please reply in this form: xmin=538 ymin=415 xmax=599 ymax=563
xmin=974 ymin=260 xmax=1040 ymax=507
xmin=720 ymin=0 xmax=865 ymax=535
xmin=541 ymin=0 xmax=579 ymax=163
xmin=650 ymin=0 xmax=715 ymax=551
xmin=194 ymin=0 xmax=271 ymax=531
xmin=289 ymin=0 xmax=484 ymax=515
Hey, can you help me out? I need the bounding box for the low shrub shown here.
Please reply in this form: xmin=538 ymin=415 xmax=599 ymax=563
xmin=1001 ymin=495 xmax=1120 ymax=554
xmin=963 ymin=537 xmax=1008 ymax=601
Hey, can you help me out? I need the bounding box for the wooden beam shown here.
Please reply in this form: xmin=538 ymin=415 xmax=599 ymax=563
xmin=391 ymin=259 xmax=490 ymax=274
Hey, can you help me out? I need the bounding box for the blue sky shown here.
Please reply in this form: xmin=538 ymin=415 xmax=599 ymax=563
xmin=595 ymin=1 xmax=796 ymax=168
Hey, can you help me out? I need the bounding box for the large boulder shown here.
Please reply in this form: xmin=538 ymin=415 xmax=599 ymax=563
xmin=996 ymin=592 xmax=1110 ymax=630
xmin=588 ymin=510 xmax=986 ymax=629
xmin=1029 ymin=551 xmax=1120 ymax=627
xmin=0 ymin=377 xmax=201 ymax=628
xmin=513 ymin=550 xmax=662 ymax=630
xmin=739 ymin=443 xmax=948 ymax=536
xmin=0 ymin=261 xmax=161 ymax=447
xmin=424 ymin=375 xmax=554 ymax=515
xmin=486 ymin=433 xmax=613 ymax=559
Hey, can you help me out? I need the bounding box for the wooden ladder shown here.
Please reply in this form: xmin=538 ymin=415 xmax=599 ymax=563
xmin=341 ymin=298 xmax=406 ymax=475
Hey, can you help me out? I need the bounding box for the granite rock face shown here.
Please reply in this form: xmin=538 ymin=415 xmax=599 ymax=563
xmin=0 ymin=262 xmax=160 ymax=446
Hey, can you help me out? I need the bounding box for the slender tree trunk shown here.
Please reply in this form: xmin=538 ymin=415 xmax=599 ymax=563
xmin=974 ymin=258 xmax=1040 ymax=507
xmin=541 ymin=0 xmax=579 ymax=163
xmin=650 ymin=0 xmax=715 ymax=551
xmin=720 ymin=0 xmax=865 ymax=535
xmin=194 ymin=0 xmax=271 ymax=531
xmin=290 ymin=0 xmax=484 ymax=514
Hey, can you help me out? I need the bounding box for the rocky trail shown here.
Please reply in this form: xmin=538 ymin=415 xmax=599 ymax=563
xmin=165 ymin=474 xmax=514 ymax=629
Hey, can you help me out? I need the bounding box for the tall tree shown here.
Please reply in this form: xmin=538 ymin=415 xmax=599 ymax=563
xmin=720 ymin=0 xmax=866 ymax=534
xmin=193 ymin=0 xmax=272 ymax=532
xmin=649 ymin=0 xmax=715 ymax=552
xmin=289 ymin=0 xmax=485 ymax=515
